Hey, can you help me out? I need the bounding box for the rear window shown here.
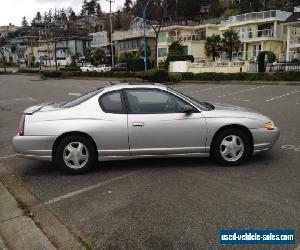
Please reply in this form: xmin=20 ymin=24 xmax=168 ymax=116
xmin=61 ymin=88 xmax=103 ymax=108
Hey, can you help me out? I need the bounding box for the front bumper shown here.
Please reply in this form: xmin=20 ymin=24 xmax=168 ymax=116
xmin=13 ymin=135 xmax=56 ymax=161
xmin=250 ymin=127 xmax=280 ymax=154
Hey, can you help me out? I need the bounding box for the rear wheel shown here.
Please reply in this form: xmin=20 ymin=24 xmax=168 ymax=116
xmin=211 ymin=128 xmax=251 ymax=166
xmin=55 ymin=135 xmax=97 ymax=174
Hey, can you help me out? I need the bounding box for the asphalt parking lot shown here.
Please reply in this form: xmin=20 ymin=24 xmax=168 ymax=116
xmin=0 ymin=75 xmax=299 ymax=249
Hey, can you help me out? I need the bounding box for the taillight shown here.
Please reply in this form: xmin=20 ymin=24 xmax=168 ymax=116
xmin=18 ymin=115 xmax=25 ymax=136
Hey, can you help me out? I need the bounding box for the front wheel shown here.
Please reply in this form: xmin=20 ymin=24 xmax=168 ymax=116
xmin=211 ymin=129 xmax=251 ymax=166
xmin=55 ymin=135 xmax=97 ymax=174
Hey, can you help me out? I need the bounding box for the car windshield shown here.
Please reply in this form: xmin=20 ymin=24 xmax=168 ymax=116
xmin=169 ymin=88 xmax=215 ymax=111
xmin=61 ymin=88 xmax=103 ymax=108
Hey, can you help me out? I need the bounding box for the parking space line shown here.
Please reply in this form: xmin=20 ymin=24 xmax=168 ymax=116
xmin=0 ymin=97 xmax=38 ymax=103
xmin=265 ymin=90 xmax=299 ymax=102
xmin=217 ymin=86 xmax=265 ymax=98
xmin=190 ymin=85 xmax=230 ymax=93
xmin=42 ymin=172 xmax=136 ymax=206
xmin=0 ymin=154 xmax=17 ymax=160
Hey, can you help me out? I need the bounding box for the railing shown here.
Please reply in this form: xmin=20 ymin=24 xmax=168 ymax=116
xmin=231 ymin=50 xmax=262 ymax=59
xmin=167 ymin=34 xmax=205 ymax=43
xmin=220 ymin=10 xmax=291 ymax=27
xmin=266 ymin=63 xmax=300 ymax=72
xmin=238 ymin=29 xmax=275 ymax=41
xmin=290 ymin=35 xmax=300 ymax=44
xmin=113 ymin=29 xmax=155 ymax=40
xmin=190 ymin=61 xmax=245 ymax=68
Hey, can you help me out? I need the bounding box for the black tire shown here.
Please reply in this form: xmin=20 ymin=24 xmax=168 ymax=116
xmin=55 ymin=135 xmax=97 ymax=174
xmin=211 ymin=128 xmax=251 ymax=166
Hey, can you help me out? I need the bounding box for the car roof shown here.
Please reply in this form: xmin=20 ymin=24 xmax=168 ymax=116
xmin=102 ymin=83 xmax=167 ymax=91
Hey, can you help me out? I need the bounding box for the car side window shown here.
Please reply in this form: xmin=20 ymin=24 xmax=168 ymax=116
xmin=125 ymin=89 xmax=187 ymax=114
xmin=99 ymin=91 xmax=125 ymax=113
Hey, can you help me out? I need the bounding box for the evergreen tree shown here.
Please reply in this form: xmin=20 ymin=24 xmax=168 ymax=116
xmin=21 ymin=16 xmax=28 ymax=27
xmin=60 ymin=8 xmax=68 ymax=22
xmin=48 ymin=10 xmax=53 ymax=23
xmin=96 ymin=3 xmax=102 ymax=17
xmin=123 ymin=0 xmax=133 ymax=12
xmin=114 ymin=11 xmax=122 ymax=30
xmin=69 ymin=8 xmax=77 ymax=22
xmin=35 ymin=12 xmax=42 ymax=22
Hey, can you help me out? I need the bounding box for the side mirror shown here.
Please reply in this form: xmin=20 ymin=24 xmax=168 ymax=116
xmin=182 ymin=105 xmax=194 ymax=114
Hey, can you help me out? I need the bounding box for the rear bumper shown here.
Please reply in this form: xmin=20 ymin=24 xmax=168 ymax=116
xmin=13 ymin=135 xmax=56 ymax=161
xmin=251 ymin=127 xmax=280 ymax=154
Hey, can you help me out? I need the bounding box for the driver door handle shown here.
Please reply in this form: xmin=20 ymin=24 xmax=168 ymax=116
xmin=132 ymin=122 xmax=144 ymax=127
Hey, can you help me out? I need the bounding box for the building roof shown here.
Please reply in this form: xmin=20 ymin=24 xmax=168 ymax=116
xmin=283 ymin=12 xmax=300 ymax=25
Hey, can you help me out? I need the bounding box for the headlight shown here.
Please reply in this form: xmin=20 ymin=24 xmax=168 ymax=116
xmin=265 ymin=121 xmax=275 ymax=130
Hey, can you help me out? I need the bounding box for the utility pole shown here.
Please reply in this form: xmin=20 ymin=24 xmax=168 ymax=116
xmin=143 ymin=0 xmax=152 ymax=71
xmin=107 ymin=0 xmax=115 ymax=68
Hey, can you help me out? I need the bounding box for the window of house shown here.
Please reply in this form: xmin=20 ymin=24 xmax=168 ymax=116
xmin=158 ymin=48 xmax=167 ymax=57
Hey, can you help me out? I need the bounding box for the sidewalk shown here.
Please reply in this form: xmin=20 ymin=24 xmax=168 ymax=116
xmin=0 ymin=182 xmax=56 ymax=249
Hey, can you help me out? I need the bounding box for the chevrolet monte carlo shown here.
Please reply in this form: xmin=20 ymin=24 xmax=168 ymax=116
xmin=13 ymin=84 xmax=280 ymax=174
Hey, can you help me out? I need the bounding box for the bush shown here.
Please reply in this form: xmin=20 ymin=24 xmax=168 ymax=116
xmin=136 ymin=69 xmax=169 ymax=83
xmin=19 ymin=69 xmax=40 ymax=74
xmin=169 ymin=73 xmax=182 ymax=82
xmin=60 ymin=66 xmax=80 ymax=72
xmin=43 ymin=71 xmax=63 ymax=78
xmin=181 ymin=72 xmax=194 ymax=80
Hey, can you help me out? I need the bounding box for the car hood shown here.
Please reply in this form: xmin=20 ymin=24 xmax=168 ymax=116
xmin=211 ymin=102 xmax=255 ymax=112
xmin=204 ymin=102 xmax=270 ymax=122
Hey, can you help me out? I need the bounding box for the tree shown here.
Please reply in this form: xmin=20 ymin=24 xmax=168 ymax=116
xmin=138 ymin=44 xmax=151 ymax=58
xmin=48 ymin=10 xmax=53 ymax=23
xmin=69 ymin=9 xmax=77 ymax=22
xmin=96 ymin=3 xmax=102 ymax=17
xmin=81 ymin=0 xmax=100 ymax=15
xmin=93 ymin=48 xmax=105 ymax=65
xmin=177 ymin=0 xmax=203 ymax=19
xmin=33 ymin=11 xmax=42 ymax=23
xmin=239 ymin=0 xmax=262 ymax=13
xmin=208 ymin=0 xmax=222 ymax=18
xmin=123 ymin=0 xmax=133 ymax=12
xmin=205 ymin=34 xmax=222 ymax=61
xmin=145 ymin=0 xmax=165 ymax=68
xmin=221 ymin=29 xmax=241 ymax=61
xmin=114 ymin=11 xmax=122 ymax=30
xmin=85 ymin=48 xmax=105 ymax=64
xmin=0 ymin=36 xmax=7 ymax=72
xmin=168 ymin=40 xmax=184 ymax=56
xmin=60 ymin=9 xmax=68 ymax=22
xmin=22 ymin=17 xmax=28 ymax=27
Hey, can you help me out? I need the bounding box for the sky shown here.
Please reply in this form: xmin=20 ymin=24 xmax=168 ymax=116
xmin=0 ymin=0 xmax=124 ymax=26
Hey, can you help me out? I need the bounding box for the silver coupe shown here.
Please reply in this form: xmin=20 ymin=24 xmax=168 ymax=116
xmin=13 ymin=84 xmax=280 ymax=174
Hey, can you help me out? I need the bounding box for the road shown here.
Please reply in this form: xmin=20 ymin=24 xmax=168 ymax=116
xmin=0 ymin=75 xmax=299 ymax=249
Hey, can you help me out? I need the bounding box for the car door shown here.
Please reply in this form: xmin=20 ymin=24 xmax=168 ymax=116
xmin=125 ymin=88 xmax=207 ymax=156
xmin=97 ymin=90 xmax=129 ymax=157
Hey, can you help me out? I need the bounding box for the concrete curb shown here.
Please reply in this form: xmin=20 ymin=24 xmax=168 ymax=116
xmin=0 ymin=182 xmax=56 ymax=250
xmin=0 ymin=164 xmax=86 ymax=249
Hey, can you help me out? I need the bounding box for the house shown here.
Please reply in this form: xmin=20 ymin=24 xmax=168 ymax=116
xmin=90 ymin=31 xmax=111 ymax=61
xmin=37 ymin=36 xmax=91 ymax=66
xmin=157 ymin=24 xmax=220 ymax=65
xmin=282 ymin=7 xmax=300 ymax=62
xmin=0 ymin=24 xmax=19 ymax=35
xmin=112 ymin=17 xmax=156 ymax=64
xmin=219 ymin=10 xmax=292 ymax=61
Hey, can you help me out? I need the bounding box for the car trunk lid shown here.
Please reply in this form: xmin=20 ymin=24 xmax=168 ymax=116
xmin=24 ymin=102 xmax=64 ymax=114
